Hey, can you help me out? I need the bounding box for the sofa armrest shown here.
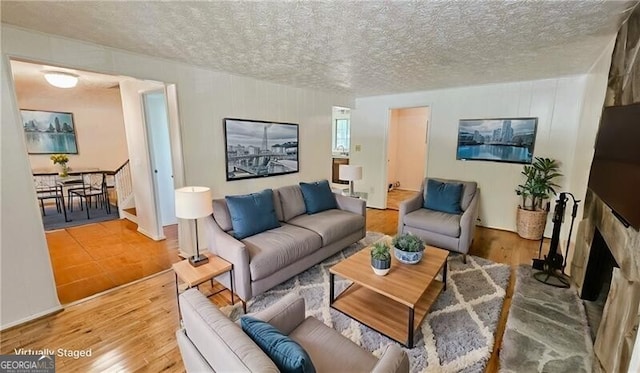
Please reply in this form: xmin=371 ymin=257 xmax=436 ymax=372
xmin=370 ymin=344 xmax=409 ymax=373
xmin=203 ymin=215 xmax=252 ymax=301
xmin=247 ymin=293 xmax=306 ymax=335
xmin=176 ymin=328 xmax=214 ymax=373
xmin=398 ymin=193 xmax=423 ymax=234
xmin=458 ymin=188 xmax=480 ymax=254
xmin=335 ymin=193 xmax=366 ymax=216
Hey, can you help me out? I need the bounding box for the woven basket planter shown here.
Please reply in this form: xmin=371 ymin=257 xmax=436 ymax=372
xmin=516 ymin=207 xmax=548 ymax=240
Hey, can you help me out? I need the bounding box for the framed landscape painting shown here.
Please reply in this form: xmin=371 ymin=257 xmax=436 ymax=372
xmin=224 ymin=118 xmax=299 ymax=181
xmin=456 ymin=117 xmax=537 ymax=164
xmin=21 ymin=109 xmax=78 ymax=154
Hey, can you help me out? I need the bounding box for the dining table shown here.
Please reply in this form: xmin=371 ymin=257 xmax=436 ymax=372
xmin=33 ymin=168 xmax=114 ymax=214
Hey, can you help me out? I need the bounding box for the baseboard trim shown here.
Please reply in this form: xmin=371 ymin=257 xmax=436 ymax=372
xmin=0 ymin=305 xmax=64 ymax=332
xmin=137 ymin=227 xmax=165 ymax=241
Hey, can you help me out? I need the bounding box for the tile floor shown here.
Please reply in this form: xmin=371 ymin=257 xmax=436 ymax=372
xmin=46 ymin=219 xmax=181 ymax=304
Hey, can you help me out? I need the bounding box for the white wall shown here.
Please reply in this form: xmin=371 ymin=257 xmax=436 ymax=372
xmin=1 ymin=57 xmax=62 ymax=329
xmin=0 ymin=25 xmax=353 ymax=328
xmin=352 ymin=76 xmax=601 ymax=237
xmin=16 ymin=84 xmax=128 ymax=171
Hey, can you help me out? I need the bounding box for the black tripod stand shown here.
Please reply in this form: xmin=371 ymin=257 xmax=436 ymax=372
xmin=533 ymin=192 xmax=580 ymax=288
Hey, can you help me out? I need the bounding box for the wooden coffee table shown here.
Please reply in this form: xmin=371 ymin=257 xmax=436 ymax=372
xmin=329 ymin=236 xmax=449 ymax=348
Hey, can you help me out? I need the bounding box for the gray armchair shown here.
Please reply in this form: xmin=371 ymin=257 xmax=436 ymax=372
xmin=176 ymin=289 xmax=409 ymax=373
xmin=397 ymin=178 xmax=479 ymax=263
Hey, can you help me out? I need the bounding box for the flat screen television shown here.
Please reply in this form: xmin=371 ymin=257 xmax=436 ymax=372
xmin=588 ymin=102 xmax=640 ymax=230
xmin=456 ymin=117 xmax=537 ymax=164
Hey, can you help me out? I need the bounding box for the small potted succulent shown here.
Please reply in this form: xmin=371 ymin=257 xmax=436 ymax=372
xmin=392 ymin=233 xmax=425 ymax=264
xmin=370 ymin=241 xmax=391 ymax=276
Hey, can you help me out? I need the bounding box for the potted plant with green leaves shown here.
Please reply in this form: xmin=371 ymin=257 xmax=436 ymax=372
xmin=515 ymin=157 xmax=562 ymax=240
xmin=370 ymin=241 xmax=391 ymax=276
xmin=392 ymin=233 xmax=425 ymax=264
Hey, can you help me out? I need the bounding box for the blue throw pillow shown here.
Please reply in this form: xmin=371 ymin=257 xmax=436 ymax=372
xmin=299 ymin=180 xmax=337 ymax=214
xmin=424 ymin=179 xmax=463 ymax=214
xmin=225 ymin=189 xmax=280 ymax=239
xmin=241 ymin=316 xmax=316 ymax=373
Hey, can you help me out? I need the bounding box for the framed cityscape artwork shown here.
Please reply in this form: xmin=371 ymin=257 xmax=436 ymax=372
xmin=456 ymin=117 xmax=537 ymax=164
xmin=223 ymin=118 xmax=299 ymax=181
xmin=21 ymin=109 xmax=78 ymax=154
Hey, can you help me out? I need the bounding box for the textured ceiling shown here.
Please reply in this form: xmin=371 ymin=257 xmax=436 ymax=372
xmin=1 ymin=1 xmax=637 ymax=97
xmin=11 ymin=60 xmax=124 ymax=101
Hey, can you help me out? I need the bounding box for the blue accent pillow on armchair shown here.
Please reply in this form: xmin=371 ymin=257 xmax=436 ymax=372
xmin=226 ymin=189 xmax=280 ymax=239
xmin=424 ymin=179 xmax=463 ymax=214
xmin=241 ymin=316 xmax=316 ymax=373
xmin=299 ymin=180 xmax=337 ymax=214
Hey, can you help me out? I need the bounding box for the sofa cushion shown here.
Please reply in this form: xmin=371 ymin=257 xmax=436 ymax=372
xmin=241 ymin=316 xmax=316 ymax=373
xmin=243 ymin=223 xmax=322 ymax=281
xmin=226 ymin=189 xmax=281 ymax=240
xmin=427 ymin=178 xmax=477 ymax=211
xmin=212 ymin=198 xmax=233 ymax=232
xmin=179 ymin=289 xmax=279 ymax=373
xmin=287 ymin=209 xmax=365 ymax=246
xmin=403 ymin=208 xmax=461 ymax=238
xmin=424 ymin=179 xmax=463 ymax=214
xmin=289 ymin=317 xmax=377 ymax=373
xmin=276 ymin=185 xmax=307 ymax=221
xmin=299 ymin=180 xmax=337 ymax=214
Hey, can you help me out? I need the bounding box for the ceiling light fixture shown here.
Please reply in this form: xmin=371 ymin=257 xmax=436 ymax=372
xmin=44 ymin=72 xmax=79 ymax=88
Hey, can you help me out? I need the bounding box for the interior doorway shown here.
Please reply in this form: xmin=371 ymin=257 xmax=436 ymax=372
xmin=142 ymin=89 xmax=177 ymax=228
xmin=386 ymin=107 xmax=429 ymax=210
xmin=8 ymin=58 xmax=185 ymax=303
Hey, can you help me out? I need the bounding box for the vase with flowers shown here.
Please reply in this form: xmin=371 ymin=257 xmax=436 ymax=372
xmin=50 ymin=154 xmax=70 ymax=177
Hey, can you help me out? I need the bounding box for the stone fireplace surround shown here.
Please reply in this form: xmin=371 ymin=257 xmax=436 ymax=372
xmin=571 ymin=190 xmax=640 ymax=372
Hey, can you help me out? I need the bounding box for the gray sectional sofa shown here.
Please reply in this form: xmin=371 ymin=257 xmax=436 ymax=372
xmin=204 ymin=184 xmax=366 ymax=301
xmin=176 ymin=288 xmax=409 ymax=373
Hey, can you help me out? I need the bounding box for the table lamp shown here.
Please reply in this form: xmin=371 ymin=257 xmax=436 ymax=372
xmin=339 ymin=165 xmax=363 ymax=197
xmin=175 ymin=186 xmax=213 ymax=267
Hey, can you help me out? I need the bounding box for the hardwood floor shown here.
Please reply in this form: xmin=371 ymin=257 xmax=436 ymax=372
xmin=1 ymin=209 xmax=543 ymax=372
xmin=46 ymin=219 xmax=181 ymax=304
xmin=386 ymin=189 xmax=419 ymax=210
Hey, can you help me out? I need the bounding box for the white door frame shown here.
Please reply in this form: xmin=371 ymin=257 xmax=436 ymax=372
xmin=382 ymin=105 xmax=432 ymax=208
xmin=135 ymin=83 xmax=186 ymax=245
xmin=140 ymin=87 xmax=177 ymax=234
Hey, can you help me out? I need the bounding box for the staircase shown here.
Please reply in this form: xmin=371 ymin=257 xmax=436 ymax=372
xmin=113 ymin=160 xmax=136 ymax=223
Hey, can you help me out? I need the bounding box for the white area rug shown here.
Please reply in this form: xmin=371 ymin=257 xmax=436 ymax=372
xmin=231 ymin=232 xmax=510 ymax=373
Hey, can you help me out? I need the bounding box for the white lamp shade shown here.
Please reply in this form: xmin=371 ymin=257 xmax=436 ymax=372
xmin=339 ymin=165 xmax=363 ymax=181
xmin=44 ymin=72 xmax=78 ymax=88
xmin=175 ymin=186 xmax=213 ymax=219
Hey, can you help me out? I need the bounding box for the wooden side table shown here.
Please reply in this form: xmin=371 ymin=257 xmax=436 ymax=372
xmin=172 ymin=252 xmax=243 ymax=319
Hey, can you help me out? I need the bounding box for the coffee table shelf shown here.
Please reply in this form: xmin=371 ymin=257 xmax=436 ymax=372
xmin=329 ymin=236 xmax=449 ymax=348
xmin=332 ymin=280 xmax=444 ymax=345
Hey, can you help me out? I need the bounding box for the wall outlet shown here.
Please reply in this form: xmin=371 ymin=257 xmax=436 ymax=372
xmin=355 ymin=144 xmax=361 ymax=151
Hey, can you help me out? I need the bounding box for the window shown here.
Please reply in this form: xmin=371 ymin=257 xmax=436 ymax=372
xmin=334 ymin=119 xmax=350 ymax=152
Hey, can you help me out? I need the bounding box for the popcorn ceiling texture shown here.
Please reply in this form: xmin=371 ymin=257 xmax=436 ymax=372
xmin=1 ymin=1 xmax=636 ymax=96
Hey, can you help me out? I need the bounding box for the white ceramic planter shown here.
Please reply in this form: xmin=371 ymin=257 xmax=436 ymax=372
xmin=371 ymin=265 xmax=390 ymax=276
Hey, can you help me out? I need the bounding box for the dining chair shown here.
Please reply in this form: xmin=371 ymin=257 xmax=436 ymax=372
xmin=69 ymin=172 xmax=111 ymax=219
xmin=34 ymin=175 xmax=69 ymax=221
